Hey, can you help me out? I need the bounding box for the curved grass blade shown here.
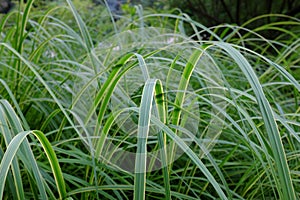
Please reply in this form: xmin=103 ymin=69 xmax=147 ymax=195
xmin=134 ymin=79 xmax=158 ymax=200
xmin=134 ymin=78 xmax=173 ymax=200
xmin=215 ymin=42 xmax=296 ymax=200
xmin=0 ymin=100 xmax=48 ymax=199
xmin=0 ymin=106 xmax=25 ymax=200
xmin=0 ymin=130 xmax=67 ymax=200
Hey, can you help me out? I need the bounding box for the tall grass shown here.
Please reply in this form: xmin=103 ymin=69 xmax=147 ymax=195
xmin=0 ymin=0 xmax=299 ymax=199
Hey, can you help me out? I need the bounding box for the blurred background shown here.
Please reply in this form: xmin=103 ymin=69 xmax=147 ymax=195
xmin=2 ymin=0 xmax=300 ymax=26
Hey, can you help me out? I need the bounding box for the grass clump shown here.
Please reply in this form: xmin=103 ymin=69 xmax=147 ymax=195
xmin=0 ymin=0 xmax=299 ymax=199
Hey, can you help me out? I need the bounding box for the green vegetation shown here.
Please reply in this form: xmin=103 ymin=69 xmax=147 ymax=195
xmin=168 ymin=0 xmax=300 ymax=27
xmin=0 ymin=0 xmax=299 ymax=199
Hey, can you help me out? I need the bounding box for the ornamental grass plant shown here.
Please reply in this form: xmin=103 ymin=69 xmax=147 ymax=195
xmin=0 ymin=0 xmax=299 ymax=199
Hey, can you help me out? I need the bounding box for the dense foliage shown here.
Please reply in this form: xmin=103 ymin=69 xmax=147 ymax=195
xmin=0 ymin=0 xmax=299 ymax=199
xmin=169 ymin=0 xmax=300 ymax=26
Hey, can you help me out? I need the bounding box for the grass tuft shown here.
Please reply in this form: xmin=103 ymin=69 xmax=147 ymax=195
xmin=0 ymin=1 xmax=299 ymax=199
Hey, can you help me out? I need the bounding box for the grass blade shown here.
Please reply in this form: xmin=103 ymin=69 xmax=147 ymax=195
xmin=150 ymin=115 xmax=228 ymax=200
xmin=215 ymin=42 xmax=296 ymax=200
xmin=0 ymin=130 xmax=67 ymax=199
xmin=134 ymin=79 xmax=158 ymax=200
